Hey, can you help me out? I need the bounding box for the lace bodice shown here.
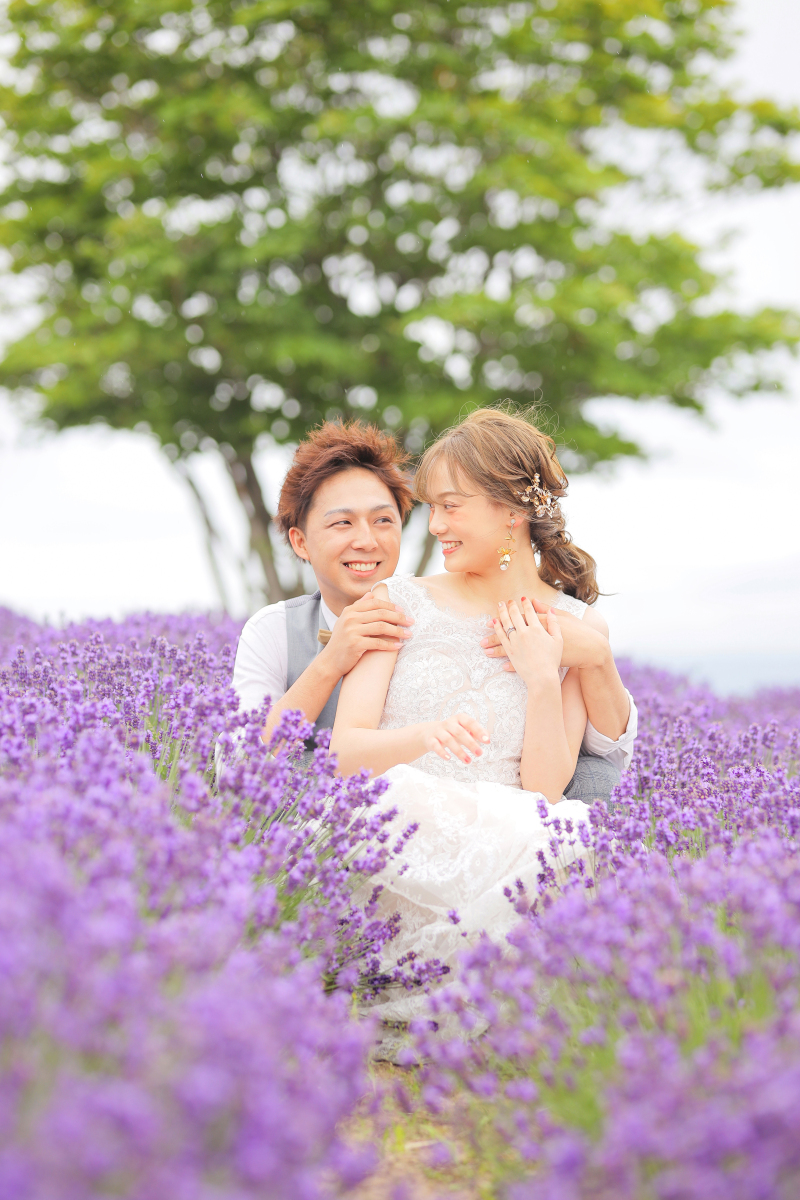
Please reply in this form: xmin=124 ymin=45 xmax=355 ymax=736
xmin=380 ymin=575 xmax=586 ymax=788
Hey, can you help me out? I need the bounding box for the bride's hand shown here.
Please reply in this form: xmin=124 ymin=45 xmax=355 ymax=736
xmin=492 ymin=599 xmax=562 ymax=687
xmin=482 ymin=597 xmax=609 ymax=672
xmin=423 ymin=713 xmax=490 ymax=764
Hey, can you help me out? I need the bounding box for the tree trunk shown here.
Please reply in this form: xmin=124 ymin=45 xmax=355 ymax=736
xmin=175 ymin=460 xmax=232 ymax=612
xmin=226 ymin=450 xmax=289 ymax=605
xmin=414 ymin=527 xmax=438 ymax=577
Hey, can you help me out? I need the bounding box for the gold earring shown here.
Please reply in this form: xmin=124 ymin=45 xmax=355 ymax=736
xmin=498 ymin=518 xmax=516 ymax=572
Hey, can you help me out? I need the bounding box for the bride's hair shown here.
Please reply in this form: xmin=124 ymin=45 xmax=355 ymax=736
xmin=415 ymin=407 xmax=600 ymax=604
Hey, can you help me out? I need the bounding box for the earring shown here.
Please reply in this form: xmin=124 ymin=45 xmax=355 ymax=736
xmin=498 ymin=518 xmax=516 ymax=572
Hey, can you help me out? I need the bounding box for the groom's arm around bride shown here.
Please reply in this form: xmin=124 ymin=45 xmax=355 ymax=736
xmin=482 ymin=594 xmax=636 ymax=799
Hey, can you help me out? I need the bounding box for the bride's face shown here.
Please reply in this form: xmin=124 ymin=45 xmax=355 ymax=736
xmin=426 ymin=462 xmax=512 ymax=575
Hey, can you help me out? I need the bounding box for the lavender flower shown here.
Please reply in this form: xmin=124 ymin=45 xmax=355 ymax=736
xmin=5 ymin=612 xmax=800 ymax=1196
xmin=0 ymin=609 xmax=433 ymax=1195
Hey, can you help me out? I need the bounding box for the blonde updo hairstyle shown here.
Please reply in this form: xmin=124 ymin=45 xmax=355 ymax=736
xmin=415 ymin=407 xmax=599 ymax=605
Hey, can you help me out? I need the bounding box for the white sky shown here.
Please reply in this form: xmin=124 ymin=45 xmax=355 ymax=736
xmin=1 ymin=0 xmax=799 ymax=693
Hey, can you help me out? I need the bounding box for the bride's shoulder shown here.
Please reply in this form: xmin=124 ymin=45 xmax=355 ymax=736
xmin=552 ymin=591 xmax=609 ymax=636
xmin=582 ymin=606 xmax=609 ymax=636
xmin=565 ymin=597 xmax=609 ymax=638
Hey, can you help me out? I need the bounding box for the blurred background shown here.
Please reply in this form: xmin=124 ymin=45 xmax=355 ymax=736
xmin=1 ymin=0 xmax=799 ymax=693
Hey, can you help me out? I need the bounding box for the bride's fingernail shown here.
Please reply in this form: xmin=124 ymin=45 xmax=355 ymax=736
xmin=482 ymin=735 xmax=490 ymax=742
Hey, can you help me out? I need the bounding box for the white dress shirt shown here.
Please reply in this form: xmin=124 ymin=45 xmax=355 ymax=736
xmin=231 ymin=597 xmax=338 ymax=714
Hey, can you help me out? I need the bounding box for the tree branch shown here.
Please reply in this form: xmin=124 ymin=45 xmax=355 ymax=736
xmin=413 ymin=528 xmax=438 ymax=578
xmin=226 ymin=451 xmax=289 ymax=605
xmin=175 ymin=459 xmax=232 ymax=613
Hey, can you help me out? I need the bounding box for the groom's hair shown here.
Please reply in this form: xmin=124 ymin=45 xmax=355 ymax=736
xmin=276 ymin=421 xmax=414 ymax=538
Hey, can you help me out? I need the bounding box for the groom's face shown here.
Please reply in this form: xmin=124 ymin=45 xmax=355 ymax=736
xmin=288 ymin=467 xmax=403 ymax=611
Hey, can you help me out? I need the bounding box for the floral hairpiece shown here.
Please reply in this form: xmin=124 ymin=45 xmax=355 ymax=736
xmin=516 ymin=474 xmax=557 ymax=518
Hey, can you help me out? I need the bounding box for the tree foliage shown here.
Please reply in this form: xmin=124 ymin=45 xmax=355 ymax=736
xmin=1 ymin=0 xmax=799 ymax=600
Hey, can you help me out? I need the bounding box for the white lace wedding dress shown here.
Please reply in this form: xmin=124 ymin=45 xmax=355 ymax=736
xmin=361 ymin=574 xmax=594 ymax=1022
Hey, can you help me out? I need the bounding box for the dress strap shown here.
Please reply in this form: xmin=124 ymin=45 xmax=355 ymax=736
xmin=552 ymin=591 xmax=587 ymax=620
xmin=371 ymin=573 xmax=415 ymax=600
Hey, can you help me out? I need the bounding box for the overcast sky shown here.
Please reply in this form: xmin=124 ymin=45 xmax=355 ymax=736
xmin=1 ymin=0 xmax=799 ymax=693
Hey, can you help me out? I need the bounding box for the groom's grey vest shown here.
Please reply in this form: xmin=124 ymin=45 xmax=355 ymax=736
xmin=285 ymin=590 xmax=621 ymax=805
xmin=285 ymin=592 xmax=340 ymax=749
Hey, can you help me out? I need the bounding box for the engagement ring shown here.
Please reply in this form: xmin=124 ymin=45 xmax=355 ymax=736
xmin=504 ymin=625 xmax=515 ymax=637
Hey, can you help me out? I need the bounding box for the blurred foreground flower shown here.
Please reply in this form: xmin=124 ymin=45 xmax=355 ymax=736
xmin=0 ymin=607 xmax=440 ymax=1197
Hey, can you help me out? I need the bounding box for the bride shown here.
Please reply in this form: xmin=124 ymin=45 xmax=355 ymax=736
xmin=330 ymin=408 xmax=634 ymax=1018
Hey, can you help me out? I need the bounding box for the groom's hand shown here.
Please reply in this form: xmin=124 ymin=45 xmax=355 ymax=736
xmin=480 ymin=597 xmax=609 ymax=671
xmin=320 ymin=592 xmax=414 ymax=680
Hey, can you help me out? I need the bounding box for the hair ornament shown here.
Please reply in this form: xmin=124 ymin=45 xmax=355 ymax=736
xmin=517 ymin=474 xmax=557 ymax=518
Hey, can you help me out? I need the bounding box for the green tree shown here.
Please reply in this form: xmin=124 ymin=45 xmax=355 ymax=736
xmin=1 ymin=0 xmax=799 ymax=602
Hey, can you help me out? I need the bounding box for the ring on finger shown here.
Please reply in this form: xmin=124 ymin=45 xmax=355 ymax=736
xmin=504 ymin=625 xmax=515 ymax=637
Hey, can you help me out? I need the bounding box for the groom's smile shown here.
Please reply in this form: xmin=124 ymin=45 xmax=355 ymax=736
xmin=343 ymin=560 xmax=380 ymax=576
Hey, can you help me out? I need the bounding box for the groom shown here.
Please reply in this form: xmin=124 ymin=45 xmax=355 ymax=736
xmin=231 ymin=421 xmax=634 ymax=800
xmin=232 ymin=421 xmax=416 ymax=745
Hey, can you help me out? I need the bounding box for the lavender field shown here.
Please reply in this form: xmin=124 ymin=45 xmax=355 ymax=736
xmin=2 ymin=607 xmax=800 ymax=1199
